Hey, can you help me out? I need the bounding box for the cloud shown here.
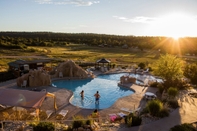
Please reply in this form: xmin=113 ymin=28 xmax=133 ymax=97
xmin=113 ymin=16 xmax=156 ymax=24
xmin=34 ymin=0 xmax=100 ymax=6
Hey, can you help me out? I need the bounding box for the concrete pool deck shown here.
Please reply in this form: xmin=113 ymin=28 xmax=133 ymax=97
xmin=1 ymin=71 xmax=197 ymax=131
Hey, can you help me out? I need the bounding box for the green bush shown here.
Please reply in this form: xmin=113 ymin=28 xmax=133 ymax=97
xmin=138 ymin=63 xmax=146 ymax=69
xmin=85 ymin=118 xmax=93 ymax=125
xmin=170 ymin=123 xmax=196 ymax=131
xmin=140 ymin=106 xmax=149 ymax=115
xmin=168 ymin=100 xmax=179 ymax=109
xmin=132 ymin=115 xmax=142 ymax=126
xmin=158 ymin=84 xmax=165 ymax=94
xmin=150 ymin=82 xmax=159 ymax=88
xmin=147 ymin=100 xmax=163 ymax=116
xmin=124 ymin=113 xmax=132 ymax=127
xmin=158 ymin=108 xmax=169 ymax=118
xmin=33 ymin=122 xmax=55 ymax=131
xmin=72 ymin=115 xmax=85 ymax=129
xmin=167 ymin=87 xmax=178 ymax=99
xmin=124 ymin=113 xmax=142 ymax=127
xmin=64 ymin=126 xmax=72 ymax=131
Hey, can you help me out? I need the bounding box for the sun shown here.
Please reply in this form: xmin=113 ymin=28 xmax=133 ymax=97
xmin=171 ymin=35 xmax=180 ymax=40
xmin=147 ymin=12 xmax=197 ymax=37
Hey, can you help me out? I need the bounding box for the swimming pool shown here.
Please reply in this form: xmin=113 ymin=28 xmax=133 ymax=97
xmin=53 ymin=73 xmax=134 ymax=109
xmin=52 ymin=73 xmax=161 ymax=109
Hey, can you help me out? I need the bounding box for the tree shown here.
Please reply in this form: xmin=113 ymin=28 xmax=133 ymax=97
xmin=184 ymin=63 xmax=197 ymax=85
xmin=153 ymin=54 xmax=183 ymax=88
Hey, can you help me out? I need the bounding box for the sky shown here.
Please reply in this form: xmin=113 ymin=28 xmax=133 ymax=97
xmin=0 ymin=0 xmax=197 ymax=37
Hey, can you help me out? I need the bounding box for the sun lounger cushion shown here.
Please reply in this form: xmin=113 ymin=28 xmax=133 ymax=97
xmin=59 ymin=109 xmax=68 ymax=118
xmin=117 ymin=112 xmax=127 ymax=117
xmin=109 ymin=114 xmax=118 ymax=122
xmin=46 ymin=110 xmax=53 ymax=119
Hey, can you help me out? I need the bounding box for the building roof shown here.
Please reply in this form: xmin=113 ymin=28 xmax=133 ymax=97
xmin=8 ymin=59 xmax=52 ymax=68
xmin=96 ymin=58 xmax=111 ymax=63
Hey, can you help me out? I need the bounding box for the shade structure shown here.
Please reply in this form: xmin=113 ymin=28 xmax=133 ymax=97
xmin=96 ymin=58 xmax=111 ymax=63
xmin=0 ymin=88 xmax=47 ymax=109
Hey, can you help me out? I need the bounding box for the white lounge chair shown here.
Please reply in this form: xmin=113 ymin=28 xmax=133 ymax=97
xmin=59 ymin=72 xmax=63 ymax=78
xmin=143 ymin=68 xmax=149 ymax=73
xmin=21 ymin=80 xmax=27 ymax=88
xmin=30 ymin=110 xmax=37 ymax=117
xmin=120 ymin=107 xmax=133 ymax=113
xmin=117 ymin=112 xmax=127 ymax=117
xmin=46 ymin=110 xmax=53 ymax=119
xmin=58 ymin=109 xmax=68 ymax=119
xmin=136 ymin=67 xmax=141 ymax=72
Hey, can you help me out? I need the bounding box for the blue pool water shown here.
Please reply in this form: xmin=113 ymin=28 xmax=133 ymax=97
xmin=52 ymin=73 xmax=135 ymax=109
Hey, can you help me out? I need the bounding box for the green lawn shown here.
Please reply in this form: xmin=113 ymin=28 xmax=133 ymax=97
xmin=0 ymin=43 xmax=193 ymax=72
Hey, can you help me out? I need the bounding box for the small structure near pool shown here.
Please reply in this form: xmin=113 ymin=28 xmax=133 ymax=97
xmin=120 ymin=75 xmax=136 ymax=84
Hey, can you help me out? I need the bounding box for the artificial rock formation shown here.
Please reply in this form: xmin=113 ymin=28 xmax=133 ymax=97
xmin=52 ymin=60 xmax=89 ymax=78
xmin=120 ymin=75 xmax=136 ymax=84
xmin=17 ymin=70 xmax=51 ymax=87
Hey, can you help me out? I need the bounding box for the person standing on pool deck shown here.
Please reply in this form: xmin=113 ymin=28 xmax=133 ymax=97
xmin=94 ymin=91 xmax=100 ymax=104
xmin=80 ymin=90 xmax=84 ymax=100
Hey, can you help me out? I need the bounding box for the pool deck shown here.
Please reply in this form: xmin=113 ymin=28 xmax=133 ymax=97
xmin=0 ymin=70 xmax=158 ymax=129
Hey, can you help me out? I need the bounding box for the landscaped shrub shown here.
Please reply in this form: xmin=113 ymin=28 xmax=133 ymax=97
xmin=158 ymin=84 xmax=164 ymax=94
xmin=167 ymin=87 xmax=178 ymax=99
xmin=141 ymin=107 xmax=149 ymax=115
xmin=64 ymin=126 xmax=72 ymax=131
xmin=147 ymin=100 xmax=163 ymax=116
xmin=132 ymin=115 xmax=142 ymax=126
xmin=168 ymin=100 xmax=179 ymax=109
xmin=124 ymin=113 xmax=142 ymax=127
xmin=85 ymin=116 xmax=93 ymax=125
xmin=72 ymin=115 xmax=85 ymax=129
xmin=124 ymin=113 xmax=132 ymax=127
xmin=138 ymin=63 xmax=146 ymax=69
xmin=170 ymin=123 xmax=196 ymax=131
xmin=33 ymin=122 xmax=55 ymax=131
xmin=150 ymin=82 xmax=159 ymax=88
xmin=39 ymin=110 xmax=47 ymax=120
xmin=158 ymin=108 xmax=169 ymax=118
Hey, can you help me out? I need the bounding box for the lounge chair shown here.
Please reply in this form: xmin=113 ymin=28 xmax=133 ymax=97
xmin=46 ymin=110 xmax=53 ymax=119
xmin=120 ymin=107 xmax=133 ymax=113
xmin=117 ymin=112 xmax=127 ymax=118
xmin=57 ymin=109 xmax=68 ymax=119
xmin=120 ymin=107 xmax=141 ymax=114
xmin=136 ymin=67 xmax=141 ymax=72
xmin=59 ymin=72 xmax=63 ymax=78
xmin=30 ymin=110 xmax=37 ymax=117
xmin=21 ymin=80 xmax=27 ymax=88
xmin=108 ymin=112 xmax=126 ymax=122
xmin=143 ymin=68 xmax=149 ymax=73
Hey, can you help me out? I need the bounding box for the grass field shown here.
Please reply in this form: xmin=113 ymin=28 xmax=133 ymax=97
xmin=1 ymin=43 xmax=195 ymax=72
